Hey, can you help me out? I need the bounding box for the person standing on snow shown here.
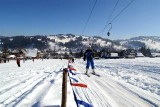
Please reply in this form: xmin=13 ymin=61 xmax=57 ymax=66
xmin=16 ymin=58 xmax=21 ymax=67
xmin=72 ymin=57 xmax=74 ymax=63
xmin=83 ymin=45 xmax=96 ymax=75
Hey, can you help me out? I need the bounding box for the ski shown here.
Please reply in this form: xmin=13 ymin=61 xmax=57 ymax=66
xmin=85 ymin=73 xmax=90 ymax=77
xmin=92 ymin=73 xmax=100 ymax=77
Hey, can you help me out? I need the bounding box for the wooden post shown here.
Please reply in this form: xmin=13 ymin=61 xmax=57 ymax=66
xmin=61 ymin=68 xmax=68 ymax=107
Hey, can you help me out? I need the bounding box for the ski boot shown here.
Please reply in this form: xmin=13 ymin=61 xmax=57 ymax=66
xmin=85 ymin=69 xmax=90 ymax=77
xmin=92 ymin=69 xmax=96 ymax=75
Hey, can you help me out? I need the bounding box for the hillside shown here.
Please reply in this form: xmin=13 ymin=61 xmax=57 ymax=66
xmin=116 ymin=36 xmax=160 ymax=52
xmin=0 ymin=34 xmax=124 ymax=51
xmin=0 ymin=35 xmax=160 ymax=52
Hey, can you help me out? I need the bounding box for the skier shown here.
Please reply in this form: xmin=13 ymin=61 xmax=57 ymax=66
xmin=83 ymin=45 xmax=96 ymax=75
xmin=16 ymin=58 xmax=21 ymax=67
xmin=72 ymin=58 xmax=74 ymax=63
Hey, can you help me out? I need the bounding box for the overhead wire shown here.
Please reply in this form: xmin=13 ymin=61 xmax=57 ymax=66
xmin=110 ymin=0 xmax=135 ymax=23
xmin=98 ymin=0 xmax=135 ymax=37
xmin=97 ymin=0 xmax=119 ymax=36
xmin=106 ymin=0 xmax=120 ymax=25
xmin=82 ymin=0 xmax=98 ymax=36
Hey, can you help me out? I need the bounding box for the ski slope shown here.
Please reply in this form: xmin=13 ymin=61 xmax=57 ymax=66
xmin=0 ymin=58 xmax=160 ymax=107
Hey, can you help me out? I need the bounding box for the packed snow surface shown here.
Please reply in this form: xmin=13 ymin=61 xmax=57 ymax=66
xmin=0 ymin=58 xmax=160 ymax=107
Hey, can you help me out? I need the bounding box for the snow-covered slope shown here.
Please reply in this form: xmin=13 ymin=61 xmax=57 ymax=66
xmin=0 ymin=35 xmax=160 ymax=52
xmin=0 ymin=58 xmax=160 ymax=107
xmin=47 ymin=34 xmax=125 ymax=51
xmin=0 ymin=59 xmax=77 ymax=107
xmin=117 ymin=36 xmax=160 ymax=51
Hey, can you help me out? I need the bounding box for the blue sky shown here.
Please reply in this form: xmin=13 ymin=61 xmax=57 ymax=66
xmin=0 ymin=0 xmax=160 ymax=40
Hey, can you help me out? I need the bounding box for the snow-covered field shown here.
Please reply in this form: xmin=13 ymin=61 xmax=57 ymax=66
xmin=0 ymin=58 xmax=160 ymax=107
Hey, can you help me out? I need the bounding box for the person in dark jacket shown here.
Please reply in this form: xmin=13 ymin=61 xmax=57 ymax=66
xmin=16 ymin=58 xmax=21 ymax=67
xmin=83 ymin=45 xmax=95 ymax=75
xmin=72 ymin=58 xmax=74 ymax=63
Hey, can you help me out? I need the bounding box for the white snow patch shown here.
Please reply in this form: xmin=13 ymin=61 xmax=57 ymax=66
xmin=0 ymin=58 xmax=160 ymax=107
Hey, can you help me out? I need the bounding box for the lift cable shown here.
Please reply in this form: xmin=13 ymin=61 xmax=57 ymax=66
xmin=98 ymin=0 xmax=119 ymax=36
xmin=107 ymin=0 xmax=135 ymax=36
xmin=82 ymin=0 xmax=98 ymax=36
xmin=110 ymin=0 xmax=135 ymax=23
xmin=98 ymin=0 xmax=135 ymax=37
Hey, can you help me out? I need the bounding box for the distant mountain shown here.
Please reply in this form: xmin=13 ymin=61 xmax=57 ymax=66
xmin=115 ymin=36 xmax=160 ymax=52
xmin=0 ymin=34 xmax=125 ymax=51
xmin=47 ymin=34 xmax=125 ymax=51
xmin=0 ymin=35 xmax=160 ymax=52
xmin=0 ymin=35 xmax=49 ymax=50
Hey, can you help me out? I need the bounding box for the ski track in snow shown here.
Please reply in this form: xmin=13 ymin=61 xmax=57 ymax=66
xmin=74 ymin=58 xmax=160 ymax=107
xmin=0 ymin=58 xmax=160 ymax=107
xmin=0 ymin=59 xmax=68 ymax=107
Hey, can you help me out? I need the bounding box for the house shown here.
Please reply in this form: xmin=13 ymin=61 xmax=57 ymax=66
xmin=11 ymin=49 xmax=20 ymax=56
xmin=9 ymin=49 xmax=26 ymax=58
xmin=109 ymin=52 xmax=119 ymax=59
xmin=151 ymin=53 xmax=160 ymax=57
xmin=136 ymin=52 xmax=145 ymax=57
xmin=7 ymin=55 xmax=16 ymax=59
xmin=125 ymin=49 xmax=136 ymax=58
xmin=104 ymin=52 xmax=119 ymax=59
xmin=26 ymin=49 xmax=38 ymax=59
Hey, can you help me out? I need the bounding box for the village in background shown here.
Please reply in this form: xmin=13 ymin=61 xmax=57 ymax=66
xmin=0 ymin=34 xmax=160 ymax=63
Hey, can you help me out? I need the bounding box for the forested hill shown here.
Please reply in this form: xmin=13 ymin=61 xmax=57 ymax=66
xmin=0 ymin=34 xmax=160 ymax=52
xmin=0 ymin=34 xmax=123 ymax=50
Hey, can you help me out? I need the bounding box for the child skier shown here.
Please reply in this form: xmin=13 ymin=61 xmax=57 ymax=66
xmin=83 ymin=45 xmax=96 ymax=75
